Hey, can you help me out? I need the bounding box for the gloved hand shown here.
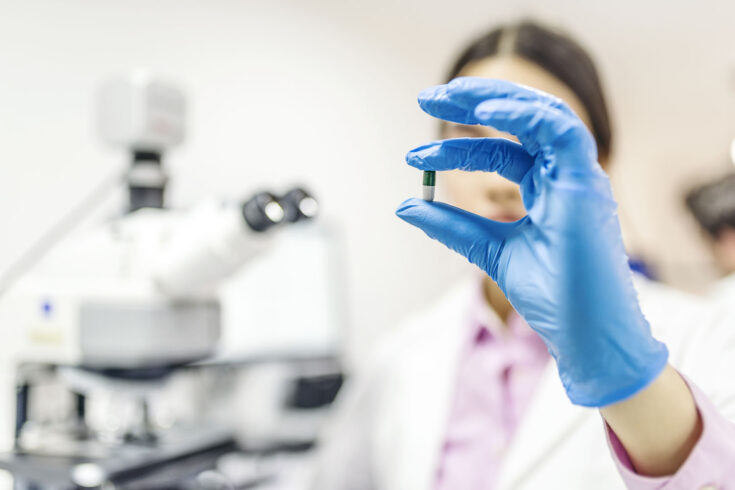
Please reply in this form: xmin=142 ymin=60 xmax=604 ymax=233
xmin=396 ymin=77 xmax=668 ymax=407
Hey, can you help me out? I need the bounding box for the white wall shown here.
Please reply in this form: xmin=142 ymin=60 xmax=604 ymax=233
xmin=1 ymin=0 xmax=734 ymax=364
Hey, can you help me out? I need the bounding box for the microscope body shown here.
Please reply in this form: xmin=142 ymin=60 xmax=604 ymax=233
xmin=5 ymin=200 xmax=280 ymax=369
xmin=4 ymin=72 xmax=293 ymax=370
xmin=0 ymin=74 xmax=334 ymax=489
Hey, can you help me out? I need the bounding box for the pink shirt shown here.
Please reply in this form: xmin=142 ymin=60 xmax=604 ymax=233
xmin=434 ymin=286 xmax=549 ymax=490
xmin=435 ymin=283 xmax=735 ymax=490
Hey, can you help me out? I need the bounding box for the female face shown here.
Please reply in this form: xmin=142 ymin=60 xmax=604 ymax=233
xmin=441 ymin=55 xmax=598 ymax=222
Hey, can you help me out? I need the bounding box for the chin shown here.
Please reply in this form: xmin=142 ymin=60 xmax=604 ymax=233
xmin=486 ymin=213 xmax=523 ymax=223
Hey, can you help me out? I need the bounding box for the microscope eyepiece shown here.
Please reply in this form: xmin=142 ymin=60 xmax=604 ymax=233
xmin=241 ymin=187 xmax=318 ymax=232
xmin=241 ymin=192 xmax=285 ymax=232
xmin=281 ymin=187 xmax=318 ymax=223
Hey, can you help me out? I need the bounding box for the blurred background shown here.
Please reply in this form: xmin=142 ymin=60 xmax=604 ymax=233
xmin=0 ymin=0 xmax=734 ymax=488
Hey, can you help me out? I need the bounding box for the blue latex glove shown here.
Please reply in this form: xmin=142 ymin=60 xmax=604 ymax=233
xmin=396 ymin=77 xmax=668 ymax=407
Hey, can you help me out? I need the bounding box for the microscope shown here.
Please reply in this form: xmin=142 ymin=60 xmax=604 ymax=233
xmin=0 ymin=73 xmax=338 ymax=489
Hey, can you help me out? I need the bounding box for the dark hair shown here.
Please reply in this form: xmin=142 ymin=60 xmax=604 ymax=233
xmin=685 ymin=173 xmax=735 ymax=238
xmin=446 ymin=20 xmax=612 ymax=161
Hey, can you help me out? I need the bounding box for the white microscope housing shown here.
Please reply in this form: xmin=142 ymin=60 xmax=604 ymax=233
xmin=2 ymin=73 xmax=302 ymax=370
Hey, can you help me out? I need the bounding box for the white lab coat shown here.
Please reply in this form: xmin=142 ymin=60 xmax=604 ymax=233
xmin=312 ymin=275 xmax=735 ymax=490
xmin=710 ymin=273 xmax=735 ymax=305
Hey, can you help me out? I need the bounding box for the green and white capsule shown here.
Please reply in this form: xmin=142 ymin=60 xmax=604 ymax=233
xmin=422 ymin=170 xmax=435 ymax=201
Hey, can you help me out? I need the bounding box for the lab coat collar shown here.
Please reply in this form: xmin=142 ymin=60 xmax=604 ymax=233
xmin=496 ymin=349 xmax=593 ymax=489
xmin=709 ymin=272 xmax=735 ymax=302
xmin=385 ymin=278 xmax=477 ymax=490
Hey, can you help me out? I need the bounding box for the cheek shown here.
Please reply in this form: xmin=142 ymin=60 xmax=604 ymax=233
xmin=443 ymin=171 xmax=481 ymax=210
xmin=443 ymin=171 xmax=526 ymax=218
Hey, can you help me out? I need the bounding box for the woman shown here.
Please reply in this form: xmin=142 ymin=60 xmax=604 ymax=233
xmin=312 ymin=21 xmax=735 ymax=489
